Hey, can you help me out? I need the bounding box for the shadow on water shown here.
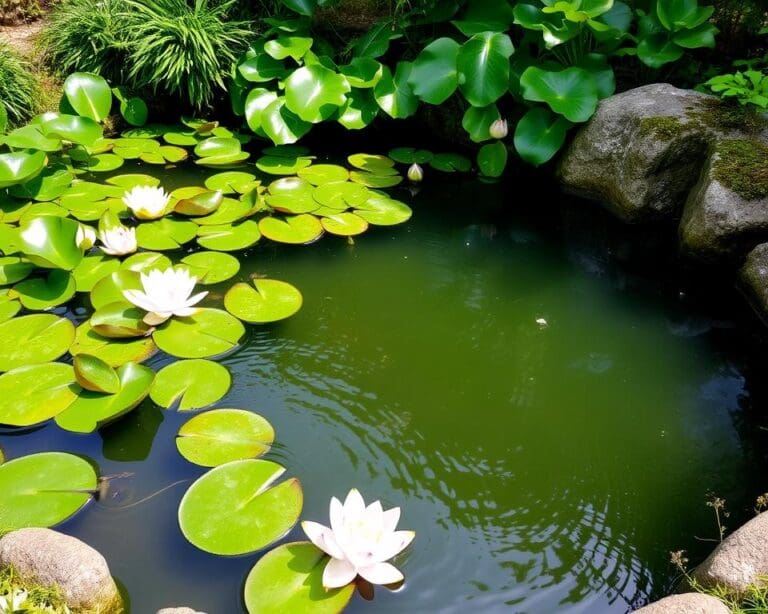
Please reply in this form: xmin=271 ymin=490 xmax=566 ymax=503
xmin=2 ymin=170 xmax=768 ymax=613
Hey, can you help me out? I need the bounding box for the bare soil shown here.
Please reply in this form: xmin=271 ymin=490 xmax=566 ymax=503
xmin=0 ymin=19 xmax=44 ymax=59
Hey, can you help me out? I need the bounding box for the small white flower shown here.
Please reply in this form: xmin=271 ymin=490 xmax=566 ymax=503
xmin=76 ymin=224 xmax=97 ymax=250
xmin=302 ymin=488 xmax=415 ymax=590
xmin=489 ymin=118 xmax=508 ymax=140
xmin=407 ymin=163 xmax=424 ymax=183
xmin=536 ymin=317 xmax=548 ymax=327
xmin=0 ymin=588 xmax=28 ymax=613
xmin=122 ymin=185 xmax=170 ymax=220
xmin=123 ymin=267 xmax=207 ymax=325
xmin=99 ymin=224 xmax=137 ymax=256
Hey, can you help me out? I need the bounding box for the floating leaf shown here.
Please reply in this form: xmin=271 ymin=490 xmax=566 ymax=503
xmin=196 ymin=221 xmax=262 ymax=251
xmin=90 ymin=270 xmax=141 ymax=309
xmin=244 ymin=542 xmax=355 ymax=614
xmin=136 ymin=218 xmax=198 ymax=250
xmin=0 ymin=363 xmax=78 ymax=426
xmin=153 ymin=308 xmax=244 ymax=358
xmin=178 ymin=459 xmax=303 ymax=555
xmin=56 ymin=362 xmax=155 ymax=433
xmin=205 ymin=171 xmax=259 ymax=194
xmin=42 ymin=114 xmax=102 ymax=147
xmin=12 ymin=269 xmax=76 ymax=310
xmin=388 ymin=147 xmax=434 ymax=164
xmin=0 ymin=150 xmax=47 ymax=189
xmin=72 ymin=254 xmax=121 ymax=292
xmin=121 ymin=252 xmax=172 ymax=273
xmin=225 ymin=279 xmax=303 ymax=324
xmin=176 ymin=409 xmax=274 ymax=467
xmin=0 ymin=257 xmax=34 ymax=286
xmin=354 ymin=193 xmax=413 ymax=225
xmin=74 ymin=353 xmax=121 ymax=393
xmin=349 ymin=171 xmax=402 ymax=188
xmin=180 ymin=251 xmax=240 ymax=285
xmin=192 ymin=198 xmax=251 ymax=226
xmin=256 ymin=155 xmax=313 ymax=175
xmin=0 ymin=452 xmax=97 ymax=530
xmin=513 ymin=107 xmax=570 ymax=166
xmin=82 ymin=153 xmax=124 ymax=172
xmin=17 ymin=216 xmax=83 ymax=271
xmin=429 ymin=153 xmax=472 ymax=172
xmin=259 ymin=215 xmax=323 ymax=244
xmin=0 ymin=314 xmax=74 ymax=372
xmin=321 ymin=212 xmax=369 ymax=236
xmin=91 ymin=301 xmax=153 ymax=338
xmin=312 ymin=182 xmax=369 ymax=210
xmin=150 ymin=359 xmax=231 ymax=411
xmin=297 ymin=164 xmax=349 ymax=185
xmin=70 ymin=320 xmax=157 ymax=366
xmin=477 ymin=141 xmax=508 ymax=178
xmin=10 ymin=164 xmax=73 ymax=202
xmin=175 ymin=190 xmax=224 ymax=216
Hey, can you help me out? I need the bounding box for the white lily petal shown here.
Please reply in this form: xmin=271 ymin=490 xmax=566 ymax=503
xmin=123 ymin=289 xmax=156 ymax=312
xmin=329 ymin=496 xmax=345 ymax=535
xmin=373 ymin=530 xmax=415 ymax=563
xmin=343 ymin=488 xmax=366 ymax=522
xmin=174 ymin=307 xmax=199 ymax=317
xmin=302 ymin=521 xmax=345 ymax=560
xmin=322 ymin=557 xmax=357 ymax=589
xmin=184 ymin=291 xmax=208 ymax=308
xmin=358 ymin=562 xmax=404 ymax=586
xmin=381 ymin=506 xmax=401 ymax=533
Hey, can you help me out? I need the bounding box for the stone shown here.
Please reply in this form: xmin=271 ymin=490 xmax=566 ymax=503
xmin=157 ymin=608 xmax=207 ymax=614
xmin=558 ymin=83 xmax=714 ymax=223
xmin=694 ymin=510 xmax=768 ymax=592
xmin=0 ymin=528 xmax=123 ymax=613
xmin=741 ymin=243 xmax=768 ymax=325
xmin=633 ymin=593 xmax=729 ymax=613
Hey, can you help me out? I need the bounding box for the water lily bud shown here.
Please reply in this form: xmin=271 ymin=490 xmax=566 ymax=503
xmin=407 ymin=163 xmax=424 ymax=183
xmin=489 ymin=118 xmax=508 ymax=140
xmin=76 ymin=224 xmax=97 ymax=250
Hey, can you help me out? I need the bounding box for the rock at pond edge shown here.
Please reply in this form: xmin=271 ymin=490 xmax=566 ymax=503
xmin=0 ymin=528 xmax=124 ymax=613
xmin=633 ymin=593 xmax=729 ymax=613
xmin=739 ymin=243 xmax=768 ymax=326
xmin=157 ymin=608 xmax=208 ymax=614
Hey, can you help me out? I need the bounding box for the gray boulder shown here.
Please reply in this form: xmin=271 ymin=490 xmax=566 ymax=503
xmin=157 ymin=608 xmax=207 ymax=614
xmin=0 ymin=528 xmax=123 ymax=613
xmin=558 ymin=84 xmax=713 ymax=223
xmin=741 ymin=243 xmax=768 ymax=325
xmin=633 ymin=593 xmax=729 ymax=613
xmin=694 ymin=510 xmax=768 ymax=592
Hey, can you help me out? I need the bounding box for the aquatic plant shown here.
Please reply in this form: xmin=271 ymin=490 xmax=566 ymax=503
xmin=122 ymin=268 xmax=208 ymax=325
xmin=122 ymin=185 xmax=171 ymax=220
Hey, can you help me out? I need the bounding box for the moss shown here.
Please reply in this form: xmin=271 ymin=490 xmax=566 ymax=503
xmin=712 ymin=138 xmax=768 ymax=200
xmin=0 ymin=565 xmax=72 ymax=614
xmin=687 ymin=97 xmax=768 ymax=134
xmin=638 ymin=116 xmax=688 ymax=141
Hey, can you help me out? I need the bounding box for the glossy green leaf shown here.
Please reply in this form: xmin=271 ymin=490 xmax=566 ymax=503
xmin=0 ymin=363 xmax=78 ymax=426
xmin=206 ymin=171 xmax=259 ymax=194
xmin=70 ymin=321 xmax=157 ymax=366
xmin=74 ymin=353 xmax=121 ymax=393
xmin=176 ymin=409 xmax=274 ymax=467
xmin=121 ymin=251 xmax=172 ymax=273
xmin=264 ymin=36 xmax=314 ymax=61
xmin=196 ymin=221 xmax=262 ymax=251
xmin=297 ymin=164 xmax=349 ymax=185
xmin=430 ymin=152 xmax=472 ymax=172
xmin=312 ymin=181 xmax=369 ymax=210
xmin=42 ymin=114 xmax=103 ymax=146
xmin=178 ymin=459 xmax=303 ymax=555
xmin=477 ymin=141 xmax=508 ymax=178
xmin=192 ymin=197 xmax=251 ymax=226
xmin=90 ymin=270 xmax=142 ymax=309
xmin=17 ymin=216 xmax=83 ymax=270
xmin=337 ymin=88 xmax=379 ymax=130
xmin=10 ymin=164 xmax=73 ymax=202
xmin=261 ymin=98 xmax=312 ymax=146
xmin=150 ymin=359 xmax=231 ymax=411
xmin=175 ymin=190 xmax=224 ymax=216
xmin=457 ymin=32 xmax=514 ymax=107
xmin=349 ymin=171 xmax=402 ymax=188
xmin=73 ymin=254 xmax=121 ymax=292
xmin=321 ymin=212 xmax=369 ymax=236
xmin=374 ymin=62 xmax=419 ymax=119
xmin=285 ymin=66 xmax=351 ymax=124
xmin=3 ymin=125 xmax=61 ymax=152
xmin=388 ymin=147 xmax=434 ymax=164
xmin=259 ymin=214 xmax=323 ymax=244
xmin=0 ymin=150 xmax=47 ymax=189
xmin=12 ymin=269 xmax=76 ymax=310
xmin=520 ymin=66 xmax=599 ymax=122
xmin=354 ymin=193 xmax=412 ymax=225
xmin=408 ymin=38 xmax=461 ymax=105
xmin=64 ymin=73 xmax=112 ymax=122
xmin=153 ymin=308 xmax=245 ymax=358
xmin=0 ymin=257 xmax=34 ymax=286
xmin=0 ymin=314 xmax=74 ymax=372
xmin=462 ymin=104 xmax=502 ymax=143
xmin=136 ymin=219 xmax=198 ymax=251
xmin=180 ymin=251 xmax=241 ymax=285
xmin=91 ymin=301 xmax=153 ymax=338
xmin=224 ymin=279 xmax=303 ymax=323
xmin=513 ymin=107 xmax=570 ymax=166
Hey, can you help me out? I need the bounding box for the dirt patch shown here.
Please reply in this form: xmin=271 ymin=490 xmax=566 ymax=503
xmin=0 ymin=19 xmax=44 ymax=59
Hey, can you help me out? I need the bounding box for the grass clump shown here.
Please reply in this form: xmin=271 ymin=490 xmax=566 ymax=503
xmin=0 ymin=41 xmax=39 ymax=127
xmin=713 ymin=138 xmax=768 ymax=200
xmin=0 ymin=565 xmax=71 ymax=613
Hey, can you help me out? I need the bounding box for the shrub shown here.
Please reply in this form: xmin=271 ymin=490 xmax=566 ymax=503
xmin=0 ymin=42 xmax=39 ymax=127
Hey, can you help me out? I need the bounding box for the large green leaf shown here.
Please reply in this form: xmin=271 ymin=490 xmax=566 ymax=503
xmin=462 ymin=104 xmax=502 ymax=143
xmin=55 ymin=362 xmax=155 ymax=433
xmin=91 ymin=301 xmax=153 ymax=338
xmin=374 ymin=62 xmax=419 ymax=119
xmin=457 ymin=32 xmax=514 ymax=107
xmin=17 ymin=216 xmax=83 ymax=270
xmin=0 ymin=150 xmax=47 ymax=189
xmin=176 ymin=408 xmax=274 ymax=467
xmin=261 ymin=98 xmax=312 ymax=145
xmin=70 ymin=321 xmax=157 ymax=367
xmin=284 ymin=66 xmax=351 ymax=124
xmin=74 ymin=353 xmax=121 ymax=394
xmin=353 ymin=194 xmax=412 ymax=225
xmin=513 ymin=107 xmax=570 ymax=166
xmin=196 ymin=221 xmax=262 ymax=251
xmin=136 ymin=219 xmax=198 ymax=251
xmin=408 ymin=38 xmax=461 ymax=105
xmin=0 ymin=257 xmax=34 ymax=286
xmin=224 ymin=279 xmax=303 ymax=324
xmin=153 ymin=308 xmax=245 ymax=358
xmin=63 ymin=73 xmax=113 ymax=122
xmin=178 ymin=459 xmax=303 ymax=555
xmin=264 ymin=36 xmax=314 ymax=61
xmin=337 ymin=88 xmax=379 ymax=130
xmin=520 ymin=66 xmax=599 ymax=122
xmin=11 ymin=269 xmax=76 ymax=310
xmin=0 ymin=452 xmax=97 ymax=530
xmin=150 ymin=359 xmax=231 ymax=411
xmin=0 ymin=363 xmax=78 ymax=426
xmin=244 ymin=542 xmax=355 ymax=614
xmin=477 ymin=141 xmax=508 ymax=178
xmin=10 ymin=164 xmax=73 ymax=202
xmin=0 ymin=314 xmax=74 ymax=372
xmin=179 ymin=251 xmax=240 ymax=285
xmin=259 ymin=214 xmax=323 ymax=244
xmin=42 ymin=114 xmax=103 ymax=146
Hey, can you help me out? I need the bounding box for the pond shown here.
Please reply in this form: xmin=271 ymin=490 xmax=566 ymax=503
xmin=1 ymin=167 xmax=766 ymax=613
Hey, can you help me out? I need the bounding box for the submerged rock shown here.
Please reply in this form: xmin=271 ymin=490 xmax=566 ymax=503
xmin=0 ymin=528 xmax=123 ymax=613
xmin=633 ymin=593 xmax=729 ymax=613
xmin=694 ymin=510 xmax=768 ymax=592
xmin=740 ymin=243 xmax=768 ymax=325
xmin=558 ymin=83 xmax=713 ymax=223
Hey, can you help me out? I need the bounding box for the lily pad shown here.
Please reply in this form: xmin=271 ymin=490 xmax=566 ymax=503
xmin=12 ymin=270 xmax=76 ymax=310
xmin=72 ymin=254 xmax=121 ymax=292
xmin=91 ymin=301 xmax=153 ymax=338
xmin=297 ymin=164 xmax=349 ymax=185
xmin=205 ymin=171 xmax=259 ymax=195
xmin=354 ymin=193 xmax=413 ymax=226
xmin=321 ymin=212 xmax=369 ymax=236
xmin=70 ymin=321 xmax=157 ymax=366
xmin=179 ymin=252 xmax=240 ymax=285
xmin=192 ymin=198 xmax=251 ymax=226
xmin=121 ymin=252 xmax=172 ymax=273
xmin=175 ymin=190 xmax=224 ymax=217
xmin=74 ymin=353 xmax=121 ymax=393
xmin=0 ymin=363 xmax=78 ymax=426
xmin=259 ymin=215 xmax=323 ymax=245
xmin=90 ymin=270 xmax=142 ymax=310
xmin=349 ymin=171 xmax=402 ymax=188
xmin=153 ymin=308 xmax=244 ymax=358
xmin=0 ymin=452 xmax=97 ymax=530
xmin=224 ymin=279 xmax=303 ymax=324
xmin=10 ymin=164 xmax=73 ymax=202
xmin=150 ymin=359 xmax=231 ymax=411
xmin=17 ymin=216 xmax=83 ymax=271
xmin=136 ymin=219 xmax=198 ymax=251
xmin=347 ymin=153 xmax=395 ymax=172
xmin=244 ymin=542 xmax=355 ymax=614
xmin=430 ymin=153 xmax=472 ymax=172
xmin=0 ymin=257 xmax=34 ymax=286
xmin=178 ymin=459 xmax=303 ymax=555
xmin=388 ymin=147 xmax=434 ymax=164
xmin=196 ymin=221 xmax=262 ymax=251
xmin=312 ymin=182 xmax=369 ymax=210
xmin=176 ymin=409 xmax=274 ymax=467
xmin=0 ymin=314 xmax=75 ymax=372
xmin=55 ymin=362 xmax=155 ymax=433
xmin=107 ymin=173 xmax=161 ymax=189
xmin=0 ymin=292 xmax=20 ymax=322
xmin=82 ymin=153 xmax=124 ymax=173
xmin=256 ymin=155 xmax=313 ymax=175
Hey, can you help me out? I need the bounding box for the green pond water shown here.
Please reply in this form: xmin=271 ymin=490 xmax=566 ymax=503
xmin=1 ymin=172 xmax=766 ymax=613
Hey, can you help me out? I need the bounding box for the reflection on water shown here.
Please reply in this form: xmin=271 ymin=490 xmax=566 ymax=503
xmin=1 ymin=176 xmax=766 ymax=613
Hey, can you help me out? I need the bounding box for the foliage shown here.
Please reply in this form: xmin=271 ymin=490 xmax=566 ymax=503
xmin=705 ymin=70 xmax=768 ymax=108
xmin=0 ymin=42 xmax=39 ymax=128
xmin=0 ymin=565 xmax=72 ymax=614
xmin=0 ymin=0 xmax=43 ymax=25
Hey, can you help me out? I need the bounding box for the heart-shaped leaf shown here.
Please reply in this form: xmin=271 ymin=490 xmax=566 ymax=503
xmin=520 ymin=66 xmax=599 ymax=122
xmin=0 ymin=314 xmax=74 ymax=372
xmin=150 ymin=359 xmax=231 ymax=411
xmin=153 ymin=308 xmax=245 ymax=358
xmin=74 ymin=353 xmax=121 ymax=393
xmin=17 ymin=216 xmax=83 ymax=270
xmin=513 ymin=107 xmax=570 ymax=166
xmin=224 ymin=279 xmax=303 ymax=323
xmin=284 ymin=66 xmax=351 ymax=124
xmin=64 ymin=73 xmax=112 ymax=122
xmin=408 ymin=38 xmax=461 ymax=105
xmin=457 ymin=32 xmax=514 ymax=107
xmin=0 ymin=363 xmax=78 ymax=426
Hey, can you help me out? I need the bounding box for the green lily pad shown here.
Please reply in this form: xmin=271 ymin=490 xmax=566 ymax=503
xmin=347 ymin=153 xmax=395 ymax=172
xmin=194 ymin=137 xmax=243 ymax=159
xmin=70 ymin=321 xmax=157 ymax=367
xmin=244 ymin=542 xmax=355 ymax=614
xmin=178 ymin=459 xmax=303 ymax=555
xmin=72 ymin=254 xmax=121 ymax=292
xmin=349 ymin=171 xmax=402 ymax=188
xmin=388 ymin=147 xmax=434 ymax=164
xmin=121 ymin=252 xmax=172 ymax=273
xmin=176 ymin=409 xmax=274 ymax=467
xmin=520 ymin=66 xmax=599 ymax=123
xmin=321 ymin=212 xmax=369 ymax=236
xmin=0 ymin=363 xmax=78 ymax=426
xmin=11 ymin=270 xmax=76 ymax=310
xmin=0 ymin=257 xmax=34 ymax=286
xmin=0 ymin=314 xmax=75 ymax=372
xmin=91 ymin=301 xmax=153 ymax=338
xmin=194 ymin=151 xmax=250 ymax=167
xmin=261 ymin=98 xmax=312 ymax=146
xmin=90 ymin=270 xmax=142 ymax=310
xmin=196 ymin=221 xmax=261 ymax=251
xmin=64 ymin=73 xmax=112 ymax=122
xmin=430 ymin=153 xmax=472 ymax=172
xmin=0 ymin=150 xmax=47 ymax=189
xmin=205 ymin=171 xmax=259 ymax=195
xmin=0 ymin=292 xmax=20 ymax=323
xmin=312 ymin=182 xmax=369 ymax=210
xmin=74 ymin=354 xmax=121 ymax=393
xmin=259 ymin=215 xmax=323 ymax=245
xmin=297 ymin=164 xmax=349 ymax=185
xmin=150 ymin=359 xmax=231 ymax=411
xmin=256 ymin=155 xmax=313 ymax=175
xmin=192 ymin=198 xmax=251 ymax=226
xmin=153 ymin=308 xmax=244 ymax=359
xmin=0 ymin=452 xmax=97 ymax=530
xmin=55 ymin=362 xmax=155 ymax=433
xmin=224 ymin=279 xmax=303 ymax=324
xmin=354 ymin=193 xmax=413 ymax=226
xmin=107 ymin=173 xmax=161 ymax=189
xmin=284 ymin=65 xmax=351 ymax=124
xmin=136 ymin=219 xmax=198 ymax=250
xmin=82 ymin=153 xmax=124 ymax=173
xmin=18 ymin=203 xmax=69 ymax=225
xmin=17 ymin=216 xmax=83 ymax=271
xmin=9 ymin=164 xmax=73 ymax=202
xmin=175 ymin=190 xmax=224 ymax=216
xmin=158 ymin=145 xmax=188 ymax=163
xmin=477 ymin=141 xmax=508 ymax=178
xmin=179 ymin=252 xmax=240 ymax=285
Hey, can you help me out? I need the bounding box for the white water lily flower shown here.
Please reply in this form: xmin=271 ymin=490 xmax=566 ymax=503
xmin=76 ymin=224 xmax=97 ymax=250
xmin=302 ymin=488 xmax=415 ymax=590
xmin=98 ymin=224 xmax=137 ymax=256
xmin=122 ymin=267 xmax=207 ymax=325
xmin=122 ymin=185 xmax=170 ymax=220
xmin=0 ymin=588 xmax=28 ymax=613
